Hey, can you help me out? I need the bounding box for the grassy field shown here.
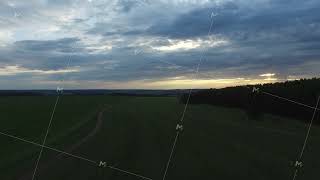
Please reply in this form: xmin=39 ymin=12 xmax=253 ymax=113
xmin=0 ymin=95 xmax=319 ymax=180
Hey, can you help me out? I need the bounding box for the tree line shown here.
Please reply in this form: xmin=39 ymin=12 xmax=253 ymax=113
xmin=180 ymin=78 xmax=320 ymax=124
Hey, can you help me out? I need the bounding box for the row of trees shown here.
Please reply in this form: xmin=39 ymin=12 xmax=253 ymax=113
xmin=180 ymin=78 xmax=320 ymax=124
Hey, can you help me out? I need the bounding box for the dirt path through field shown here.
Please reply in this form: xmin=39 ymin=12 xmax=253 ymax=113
xmin=18 ymin=105 xmax=111 ymax=180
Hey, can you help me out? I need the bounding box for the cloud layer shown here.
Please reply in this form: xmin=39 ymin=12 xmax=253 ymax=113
xmin=0 ymin=0 xmax=319 ymax=89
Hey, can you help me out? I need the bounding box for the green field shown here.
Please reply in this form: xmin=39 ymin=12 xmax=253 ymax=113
xmin=0 ymin=95 xmax=320 ymax=180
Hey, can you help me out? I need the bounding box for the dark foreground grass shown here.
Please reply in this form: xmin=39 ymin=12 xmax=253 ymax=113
xmin=0 ymin=95 xmax=103 ymax=179
xmin=0 ymin=95 xmax=320 ymax=180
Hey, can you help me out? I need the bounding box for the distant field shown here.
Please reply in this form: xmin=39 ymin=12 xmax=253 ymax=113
xmin=0 ymin=95 xmax=319 ymax=180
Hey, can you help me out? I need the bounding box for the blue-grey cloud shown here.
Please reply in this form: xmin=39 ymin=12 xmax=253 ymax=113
xmin=0 ymin=0 xmax=320 ymax=89
xmin=14 ymin=38 xmax=80 ymax=53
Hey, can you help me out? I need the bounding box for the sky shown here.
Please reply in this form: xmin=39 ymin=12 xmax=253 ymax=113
xmin=0 ymin=0 xmax=319 ymax=89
